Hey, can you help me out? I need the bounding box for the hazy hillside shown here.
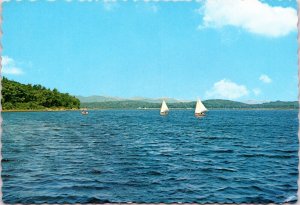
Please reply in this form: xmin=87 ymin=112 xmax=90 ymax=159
xmin=77 ymin=95 xmax=191 ymax=103
xmin=76 ymin=95 xmax=124 ymax=103
xmin=81 ymin=99 xmax=298 ymax=109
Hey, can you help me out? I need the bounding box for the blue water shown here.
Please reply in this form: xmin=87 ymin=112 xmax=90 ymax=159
xmin=2 ymin=110 xmax=298 ymax=203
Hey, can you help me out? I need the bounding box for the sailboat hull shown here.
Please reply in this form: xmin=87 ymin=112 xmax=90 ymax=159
xmin=81 ymin=111 xmax=89 ymax=115
xmin=195 ymin=112 xmax=205 ymax=117
xmin=160 ymin=111 xmax=168 ymax=116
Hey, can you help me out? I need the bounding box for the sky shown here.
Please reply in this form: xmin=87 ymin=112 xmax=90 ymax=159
xmin=2 ymin=0 xmax=298 ymax=101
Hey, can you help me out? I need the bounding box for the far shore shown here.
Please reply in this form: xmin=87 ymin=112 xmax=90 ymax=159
xmin=1 ymin=108 xmax=298 ymax=112
xmin=85 ymin=107 xmax=298 ymax=110
xmin=1 ymin=108 xmax=80 ymax=113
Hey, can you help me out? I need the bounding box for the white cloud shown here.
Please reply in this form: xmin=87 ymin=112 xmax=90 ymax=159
xmin=2 ymin=56 xmax=24 ymax=75
xmin=2 ymin=67 xmax=23 ymax=75
xmin=259 ymin=74 xmax=272 ymax=83
xmin=199 ymin=0 xmax=297 ymax=37
xmin=135 ymin=3 xmax=159 ymax=13
xmin=205 ymin=79 xmax=249 ymax=99
xmin=103 ymin=1 xmax=118 ymax=11
xmin=2 ymin=56 xmax=14 ymax=67
xmin=252 ymin=88 xmax=261 ymax=96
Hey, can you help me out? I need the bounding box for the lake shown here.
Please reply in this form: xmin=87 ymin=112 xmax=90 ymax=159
xmin=2 ymin=110 xmax=298 ymax=203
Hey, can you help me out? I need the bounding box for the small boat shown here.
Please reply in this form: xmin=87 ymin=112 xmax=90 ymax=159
xmin=160 ymin=100 xmax=169 ymax=116
xmin=195 ymin=99 xmax=208 ymax=117
xmin=81 ymin=108 xmax=89 ymax=115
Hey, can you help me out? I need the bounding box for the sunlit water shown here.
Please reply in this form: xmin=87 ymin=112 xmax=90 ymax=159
xmin=2 ymin=110 xmax=298 ymax=203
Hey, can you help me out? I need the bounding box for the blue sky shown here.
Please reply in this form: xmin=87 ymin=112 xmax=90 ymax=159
xmin=2 ymin=0 xmax=298 ymax=101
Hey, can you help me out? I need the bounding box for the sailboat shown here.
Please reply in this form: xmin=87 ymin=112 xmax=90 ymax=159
xmin=195 ymin=99 xmax=208 ymax=117
xmin=81 ymin=108 xmax=89 ymax=115
xmin=160 ymin=100 xmax=169 ymax=116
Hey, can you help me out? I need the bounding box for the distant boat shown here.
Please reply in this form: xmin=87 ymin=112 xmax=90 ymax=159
xmin=195 ymin=99 xmax=208 ymax=117
xmin=81 ymin=108 xmax=89 ymax=115
xmin=160 ymin=100 xmax=169 ymax=116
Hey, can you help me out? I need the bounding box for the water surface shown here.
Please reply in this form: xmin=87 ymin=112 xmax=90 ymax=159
xmin=2 ymin=110 xmax=298 ymax=203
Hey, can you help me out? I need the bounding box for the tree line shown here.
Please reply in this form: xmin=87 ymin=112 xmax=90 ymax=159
xmin=2 ymin=77 xmax=80 ymax=110
xmin=81 ymin=99 xmax=299 ymax=109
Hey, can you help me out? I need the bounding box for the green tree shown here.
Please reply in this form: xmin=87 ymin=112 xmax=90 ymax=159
xmin=1 ymin=77 xmax=80 ymax=110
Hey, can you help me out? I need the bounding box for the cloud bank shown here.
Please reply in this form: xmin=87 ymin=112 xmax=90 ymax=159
xmin=259 ymin=74 xmax=272 ymax=83
xmin=199 ymin=0 xmax=297 ymax=37
xmin=206 ymin=79 xmax=249 ymax=99
xmin=2 ymin=56 xmax=24 ymax=75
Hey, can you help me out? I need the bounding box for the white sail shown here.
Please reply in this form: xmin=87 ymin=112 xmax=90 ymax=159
xmin=195 ymin=99 xmax=207 ymax=114
xmin=160 ymin=100 xmax=169 ymax=113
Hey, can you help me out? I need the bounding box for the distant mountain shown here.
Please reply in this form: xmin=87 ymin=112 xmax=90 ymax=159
xmin=80 ymin=98 xmax=299 ymax=109
xmin=243 ymin=100 xmax=271 ymax=104
xmin=76 ymin=95 xmax=124 ymax=103
xmin=129 ymin=97 xmax=191 ymax=103
xmin=77 ymin=95 xmax=191 ymax=103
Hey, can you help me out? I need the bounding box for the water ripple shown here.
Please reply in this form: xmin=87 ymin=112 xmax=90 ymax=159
xmin=2 ymin=110 xmax=298 ymax=203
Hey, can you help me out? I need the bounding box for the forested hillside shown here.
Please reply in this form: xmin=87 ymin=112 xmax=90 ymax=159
xmin=81 ymin=99 xmax=299 ymax=109
xmin=2 ymin=77 xmax=80 ymax=110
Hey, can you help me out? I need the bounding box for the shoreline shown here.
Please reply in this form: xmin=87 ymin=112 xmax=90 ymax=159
xmin=1 ymin=109 xmax=80 ymax=113
xmin=2 ymin=108 xmax=298 ymax=112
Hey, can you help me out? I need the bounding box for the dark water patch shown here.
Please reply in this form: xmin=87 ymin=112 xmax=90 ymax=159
xmin=242 ymin=195 xmax=275 ymax=203
xmin=2 ymin=174 xmax=13 ymax=179
xmin=288 ymin=171 xmax=298 ymax=176
xmin=215 ymin=176 xmax=229 ymax=181
xmin=170 ymin=187 xmax=197 ymax=195
xmin=2 ymin=158 xmax=15 ymax=163
xmin=214 ymin=149 xmax=234 ymax=153
xmin=84 ymin=197 xmax=111 ymax=203
xmin=90 ymin=169 xmax=103 ymax=174
xmin=59 ymin=185 xmax=108 ymax=191
xmin=273 ymin=149 xmax=298 ymax=153
xmin=146 ymin=170 xmax=164 ymax=176
xmin=238 ymin=153 xmax=293 ymax=159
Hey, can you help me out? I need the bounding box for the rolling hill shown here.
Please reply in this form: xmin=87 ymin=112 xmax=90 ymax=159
xmin=80 ymin=98 xmax=298 ymax=110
